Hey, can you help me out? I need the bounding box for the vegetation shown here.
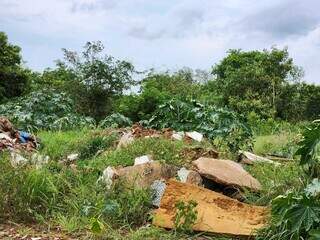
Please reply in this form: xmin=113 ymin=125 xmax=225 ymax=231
xmin=0 ymin=31 xmax=320 ymax=239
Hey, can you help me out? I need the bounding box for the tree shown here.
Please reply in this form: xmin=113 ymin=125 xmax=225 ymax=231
xmin=60 ymin=41 xmax=136 ymax=120
xmin=211 ymin=47 xmax=303 ymax=118
xmin=0 ymin=32 xmax=30 ymax=102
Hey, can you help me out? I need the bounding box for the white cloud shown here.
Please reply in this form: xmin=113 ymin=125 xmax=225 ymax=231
xmin=0 ymin=0 xmax=319 ymax=83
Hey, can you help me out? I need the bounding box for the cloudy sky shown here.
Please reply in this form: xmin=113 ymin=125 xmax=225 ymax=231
xmin=1 ymin=0 xmax=319 ymax=83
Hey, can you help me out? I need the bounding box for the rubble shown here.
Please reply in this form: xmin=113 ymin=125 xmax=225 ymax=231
xmin=186 ymin=131 xmax=203 ymax=142
xmin=179 ymin=146 xmax=219 ymax=161
xmin=10 ymin=152 xmax=28 ymax=167
xmin=153 ymin=180 xmax=269 ymax=236
xmin=99 ymin=166 xmax=118 ymax=189
xmin=116 ymin=161 xmax=177 ymax=188
xmin=177 ymin=167 xmax=202 ymax=186
xmin=117 ymin=132 xmax=134 ymax=149
xmin=239 ymin=151 xmax=280 ymax=165
xmin=193 ymin=157 xmax=261 ymax=191
xmin=171 ymin=131 xmax=185 ymax=141
xmin=134 ymin=155 xmax=153 ymax=165
xmin=150 ymin=180 xmax=167 ymax=207
xmin=0 ymin=117 xmax=37 ymax=152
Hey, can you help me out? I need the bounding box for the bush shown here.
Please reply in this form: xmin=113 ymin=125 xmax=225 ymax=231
xmin=0 ymin=89 xmax=95 ymax=131
xmin=99 ymin=113 xmax=132 ymax=128
xmin=144 ymin=99 xmax=252 ymax=152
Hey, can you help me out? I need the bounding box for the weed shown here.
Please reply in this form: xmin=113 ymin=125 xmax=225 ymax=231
xmin=174 ymin=200 xmax=198 ymax=233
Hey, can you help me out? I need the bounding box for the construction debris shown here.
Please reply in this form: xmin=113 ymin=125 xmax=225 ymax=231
xmin=239 ymin=151 xmax=279 ymax=165
xmin=153 ymin=180 xmax=269 ymax=236
xmin=101 ymin=161 xmax=177 ymax=189
xmin=186 ymin=131 xmax=203 ymax=142
xmin=0 ymin=117 xmax=38 ymax=152
xmin=150 ymin=180 xmax=167 ymax=207
xmin=134 ymin=155 xmax=153 ymax=165
xmin=117 ymin=132 xmax=134 ymax=149
xmin=177 ymin=167 xmax=202 ymax=186
xmin=171 ymin=131 xmax=185 ymax=141
xmin=193 ymin=157 xmax=261 ymax=191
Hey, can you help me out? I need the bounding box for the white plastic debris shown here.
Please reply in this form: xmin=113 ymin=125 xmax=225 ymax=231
xmin=186 ymin=131 xmax=203 ymax=142
xmin=150 ymin=180 xmax=167 ymax=207
xmin=10 ymin=151 xmax=28 ymax=167
xmin=177 ymin=167 xmax=191 ymax=183
xmin=99 ymin=166 xmax=118 ymax=189
xmin=172 ymin=131 xmax=185 ymax=141
xmin=134 ymin=155 xmax=153 ymax=165
xmin=67 ymin=153 xmax=79 ymax=162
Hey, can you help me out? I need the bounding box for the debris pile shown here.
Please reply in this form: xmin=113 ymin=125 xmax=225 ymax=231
xmin=0 ymin=117 xmax=37 ymax=152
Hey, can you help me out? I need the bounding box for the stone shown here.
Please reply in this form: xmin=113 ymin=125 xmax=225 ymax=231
xmin=99 ymin=166 xmax=118 ymax=189
xmin=116 ymin=161 xmax=177 ymax=188
xmin=177 ymin=167 xmax=202 ymax=186
xmin=150 ymin=180 xmax=167 ymax=207
xmin=134 ymin=155 xmax=153 ymax=165
xmin=117 ymin=132 xmax=134 ymax=149
xmin=171 ymin=132 xmax=185 ymax=141
xmin=186 ymin=131 xmax=203 ymax=142
xmin=239 ymin=151 xmax=280 ymax=165
xmin=193 ymin=157 xmax=261 ymax=191
xmin=153 ymin=180 xmax=269 ymax=236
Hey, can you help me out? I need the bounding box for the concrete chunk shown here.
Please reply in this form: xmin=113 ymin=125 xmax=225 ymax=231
xmin=193 ymin=157 xmax=261 ymax=191
xmin=153 ymin=180 xmax=269 ymax=236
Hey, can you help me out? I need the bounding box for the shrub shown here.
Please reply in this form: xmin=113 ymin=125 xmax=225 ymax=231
xmin=99 ymin=113 xmax=132 ymax=128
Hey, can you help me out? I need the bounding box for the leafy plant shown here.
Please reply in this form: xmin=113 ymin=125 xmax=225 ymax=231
xmin=99 ymin=113 xmax=132 ymax=128
xmin=0 ymin=89 xmax=95 ymax=131
xmin=174 ymin=200 xmax=198 ymax=233
xmin=145 ymin=99 xmax=252 ymax=152
xmin=296 ymin=121 xmax=320 ymax=177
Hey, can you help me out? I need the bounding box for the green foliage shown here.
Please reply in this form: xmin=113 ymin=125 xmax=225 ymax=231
xmin=212 ymin=47 xmax=303 ymax=119
xmin=174 ymin=200 xmax=198 ymax=233
xmin=99 ymin=113 xmax=132 ymax=128
xmin=296 ymin=122 xmax=320 ymax=177
xmin=145 ymin=99 xmax=252 ymax=152
xmin=0 ymin=89 xmax=95 ymax=131
xmin=0 ymin=32 xmax=30 ymax=102
xmin=61 ymin=41 xmax=136 ymax=121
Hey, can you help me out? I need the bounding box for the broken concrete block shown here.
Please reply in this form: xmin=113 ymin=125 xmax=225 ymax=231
xmin=239 ymin=151 xmax=280 ymax=165
xmin=177 ymin=167 xmax=202 ymax=186
xmin=186 ymin=131 xmax=203 ymax=142
xmin=134 ymin=155 xmax=153 ymax=165
xmin=153 ymin=180 xmax=268 ymax=236
xmin=10 ymin=151 xmax=28 ymax=167
xmin=171 ymin=132 xmax=185 ymax=141
xmin=151 ymin=180 xmax=167 ymax=207
xmin=116 ymin=161 xmax=177 ymax=188
xmin=117 ymin=132 xmax=134 ymax=149
xmin=193 ymin=157 xmax=261 ymax=191
xmin=67 ymin=153 xmax=79 ymax=162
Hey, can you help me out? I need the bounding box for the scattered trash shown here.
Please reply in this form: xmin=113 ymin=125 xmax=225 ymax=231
xmin=0 ymin=117 xmax=38 ymax=152
xmin=171 ymin=131 xmax=185 ymax=141
xmin=153 ymin=180 xmax=268 ymax=236
xmin=239 ymin=151 xmax=279 ymax=165
xmin=150 ymin=180 xmax=167 ymax=207
xmin=193 ymin=157 xmax=261 ymax=191
xmin=117 ymin=132 xmax=134 ymax=149
xmin=115 ymin=161 xmax=177 ymax=188
xmin=186 ymin=131 xmax=203 ymax=142
xmin=177 ymin=167 xmax=202 ymax=186
xmin=134 ymin=155 xmax=153 ymax=165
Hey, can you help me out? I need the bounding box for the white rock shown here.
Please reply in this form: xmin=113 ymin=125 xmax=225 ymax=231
xmin=172 ymin=131 xmax=185 ymax=141
xmin=117 ymin=132 xmax=134 ymax=149
xmin=67 ymin=153 xmax=79 ymax=161
xmin=134 ymin=155 xmax=153 ymax=165
xmin=100 ymin=166 xmax=118 ymax=189
xmin=177 ymin=167 xmax=190 ymax=182
xmin=0 ymin=133 xmax=13 ymax=141
xmin=31 ymin=153 xmax=50 ymax=168
xmin=239 ymin=151 xmax=280 ymax=165
xmin=186 ymin=131 xmax=203 ymax=142
xmin=10 ymin=152 xmax=28 ymax=167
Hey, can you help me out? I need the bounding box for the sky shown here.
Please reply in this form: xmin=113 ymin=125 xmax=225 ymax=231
xmin=0 ymin=0 xmax=319 ymax=84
